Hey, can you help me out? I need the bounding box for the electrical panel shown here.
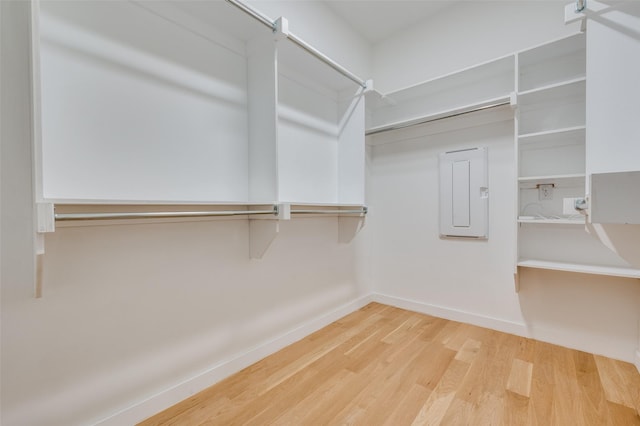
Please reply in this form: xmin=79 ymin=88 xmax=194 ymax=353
xmin=439 ymin=147 xmax=489 ymax=238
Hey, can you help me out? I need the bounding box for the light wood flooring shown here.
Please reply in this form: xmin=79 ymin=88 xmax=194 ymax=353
xmin=140 ymin=303 xmax=640 ymax=425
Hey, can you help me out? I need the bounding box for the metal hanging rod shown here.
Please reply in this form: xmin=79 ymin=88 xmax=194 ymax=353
xmin=54 ymin=207 xmax=278 ymax=221
xmin=225 ymin=0 xmax=367 ymax=89
xmin=286 ymin=33 xmax=367 ymax=88
xmin=291 ymin=207 xmax=368 ymax=215
xmin=365 ymin=100 xmax=511 ymax=136
xmin=225 ymin=0 xmax=275 ymax=30
xmin=53 ymin=205 xmax=368 ymax=221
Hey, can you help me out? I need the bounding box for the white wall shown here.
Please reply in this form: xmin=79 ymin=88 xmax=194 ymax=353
xmin=0 ymin=1 xmax=373 ymax=425
xmin=369 ymin=113 xmax=640 ymax=362
xmin=368 ymin=0 xmax=640 ymax=366
xmin=246 ymin=0 xmax=372 ymax=81
xmin=373 ymin=0 xmax=580 ymax=93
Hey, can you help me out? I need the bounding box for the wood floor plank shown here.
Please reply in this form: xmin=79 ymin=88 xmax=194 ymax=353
xmin=139 ymin=303 xmax=640 ymax=426
xmin=595 ymin=354 xmax=640 ymax=412
xmin=506 ymin=358 xmax=533 ymax=397
xmin=412 ymin=359 xmax=473 ymax=426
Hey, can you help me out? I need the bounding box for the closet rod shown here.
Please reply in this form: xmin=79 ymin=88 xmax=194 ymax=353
xmin=286 ymin=33 xmax=367 ymax=89
xmin=365 ymin=100 xmax=510 ymax=136
xmin=225 ymin=0 xmax=367 ymax=89
xmin=54 ymin=208 xmax=278 ymax=221
xmin=225 ymin=0 xmax=275 ymax=30
xmin=291 ymin=208 xmax=368 ymax=215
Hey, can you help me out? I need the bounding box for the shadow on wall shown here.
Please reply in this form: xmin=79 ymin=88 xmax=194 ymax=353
xmin=517 ymin=267 xmax=640 ymax=361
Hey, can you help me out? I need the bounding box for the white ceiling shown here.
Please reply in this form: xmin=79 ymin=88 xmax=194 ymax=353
xmin=322 ymin=1 xmax=459 ymax=44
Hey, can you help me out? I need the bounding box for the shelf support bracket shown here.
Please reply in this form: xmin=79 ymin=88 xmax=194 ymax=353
xmin=338 ymin=207 xmax=367 ymax=244
xmin=249 ymin=204 xmax=290 ymax=259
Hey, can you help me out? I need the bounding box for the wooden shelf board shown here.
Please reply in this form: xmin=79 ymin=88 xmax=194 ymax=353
xmin=517 ymin=259 xmax=640 ymax=279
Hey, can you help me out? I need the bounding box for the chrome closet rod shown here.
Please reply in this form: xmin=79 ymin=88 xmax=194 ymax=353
xmin=55 ymin=208 xmax=278 ymax=221
xmin=225 ymin=0 xmax=367 ymax=89
xmin=365 ymin=100 xmax=510 ymax=136
xmin=291 ymin=208 xmax=368 ymax=215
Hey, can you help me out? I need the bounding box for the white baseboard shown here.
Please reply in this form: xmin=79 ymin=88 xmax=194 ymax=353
xmin=635 ymin=349 xmax=640 ymax=374
xmin=94 ymin=294 xmax=374 ymax=426
xmin=372 ymin=293 xmax=528 ymax=338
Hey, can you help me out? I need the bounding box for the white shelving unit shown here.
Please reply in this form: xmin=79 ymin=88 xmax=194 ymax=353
xmin=31 ymin=0 xmax=367 ymax=268
xmin=362 ymin=30 xmax=638 ymax=283
xmin=514 ymin=32 xmax=640 ymax=280
xmin=34 ymin=1 xmax=366 ymax=208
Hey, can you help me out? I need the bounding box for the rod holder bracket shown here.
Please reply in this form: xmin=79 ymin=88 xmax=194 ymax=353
xmin=274 ymin=17 xmax=289 ymax=40
xmin=37 ymin=203 xmax=55 ymax=233
xmin=277 ymin=203 xmax=291 ymax=220
xmin=363 ymin=79 xmax=374 ymax=93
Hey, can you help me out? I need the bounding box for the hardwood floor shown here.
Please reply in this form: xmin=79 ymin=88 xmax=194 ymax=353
xmin=139 ymin=303 xmax=640 ymax=425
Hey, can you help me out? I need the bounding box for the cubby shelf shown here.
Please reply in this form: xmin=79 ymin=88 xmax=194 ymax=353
xmin=517 ymin=259 xmax=640 ymax=279
xmin=512 ymin=32 xmax=637 ymax=285
xmin=518 ymin=173 xmax=585 ymax=182
xmin=517 ymin=76 xmax=586 ymax=100
xmin=518 ymin=125 xmax=586 ymax=141
xmin=517 ymin=218 xmax=585 ymax=225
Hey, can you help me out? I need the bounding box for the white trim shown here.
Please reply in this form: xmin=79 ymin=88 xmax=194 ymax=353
xmin=371 ymin=293 xmax=528 ymax=338
xmin=635 ymin=350 xmax=640 ymax=374
xmin=92 ymin=294 xmax=374 ymax=426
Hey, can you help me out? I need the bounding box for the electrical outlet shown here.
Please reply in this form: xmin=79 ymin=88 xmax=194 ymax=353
xmin=538 ymin=184 xmax=553 ymax=200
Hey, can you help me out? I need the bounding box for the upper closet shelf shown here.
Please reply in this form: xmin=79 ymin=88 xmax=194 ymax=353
xmin=366 ymin=95 xmax=511 ymax=137
xmin=365 ymin=55 xmax=515 ymax=134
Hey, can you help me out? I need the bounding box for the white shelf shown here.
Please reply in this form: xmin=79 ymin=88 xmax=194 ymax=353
xmin=517 ymin=218 xmax=585 ymax=225
xmin=517 ymin=77 xmax=586 ymax=105
xmin=367 ymin=55 xmax=514 ymax=131
xmin=518 ymin=32 xmax=586 ymax=93
xmin=518 ymin=125 xmax=585 ymax=141
xmin=518 ymin=173 xmax=585 ymax=180
xmin=365 ymin=95 xmax=510 ymax=137
xmin=518 ymin=173 xmax=585 ymax=185
xmin=517 ymin=259 xmax=640 ymax=279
